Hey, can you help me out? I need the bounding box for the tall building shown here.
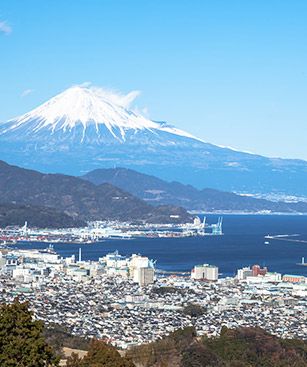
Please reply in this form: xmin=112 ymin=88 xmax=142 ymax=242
xmin=205 ymin=265 xmax=219 ymax=281
xmin=129 ymin=254 xmax=154 ymax=283
xmin=237 ymin=267 xmax=253 ymax=280
xmin=252 ymin=264 xmax=267 ymax=277
xmin=191 ymin=264 xmax=218 ymax=281
xmin=137 ymin=267 xmax=155 ymax=287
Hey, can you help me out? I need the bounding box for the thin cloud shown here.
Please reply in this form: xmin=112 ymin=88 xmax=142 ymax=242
xmin=0 ymin=20 xmax=12 ymax=35
xmin=78 ymin=81 xmax=92 ymax=88
xmin=78 ymin=83 xmax=141 ymax=109
xmin=133 ymin=105 xmax=150 ymax=118
xmin=120 ymin=90 xmax=141 ymax=109
xmin=21 ymin=89 xmax=34 ymax=98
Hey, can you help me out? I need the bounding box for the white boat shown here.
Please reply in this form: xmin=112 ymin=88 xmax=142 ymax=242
xmin=296 ymin=257 xmax=307 ymax=266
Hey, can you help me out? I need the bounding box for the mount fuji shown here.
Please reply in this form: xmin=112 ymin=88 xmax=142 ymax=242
xmin=1 ymin=85 xmax=307 ymax=197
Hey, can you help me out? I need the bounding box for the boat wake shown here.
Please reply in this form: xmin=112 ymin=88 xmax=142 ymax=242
xmin=265 ymin=234 xmax=307 ymax=244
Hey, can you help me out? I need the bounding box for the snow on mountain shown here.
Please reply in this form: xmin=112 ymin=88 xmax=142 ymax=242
xmin=1 ymin=85 xmax=197 ymax=142
xmin=1 ymin=84 xmax=307 ymax=198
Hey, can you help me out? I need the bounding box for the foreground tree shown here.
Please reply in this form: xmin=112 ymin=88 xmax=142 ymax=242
xmin=0 ymin=300 xmax=59 ymax=367
xmin=65 ymin=352 xmax=83 ymax=367
xmin=66 ymin=339 xmax=135 ymax=367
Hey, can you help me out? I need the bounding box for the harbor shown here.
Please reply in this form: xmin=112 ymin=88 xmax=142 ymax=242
xmin=0 ymin=216 xmax=223 ymax=245
xmin=5 ymin=214 xmax=307 ymax=278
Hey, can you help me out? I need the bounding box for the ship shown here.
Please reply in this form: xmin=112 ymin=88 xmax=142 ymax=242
xmin=296 ymin=257 xmax=307 ymax=266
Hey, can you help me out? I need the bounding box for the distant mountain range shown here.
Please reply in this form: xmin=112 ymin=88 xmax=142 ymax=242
xmin=1 ymin=85 xmax=307 ymax=198
xmin=83 ymin=167 xmax=307 ymax=213
xmin=0 ymin=160 xmax=192 ymax=227
xmin=1 ymin=158 xmax=307 ymax=230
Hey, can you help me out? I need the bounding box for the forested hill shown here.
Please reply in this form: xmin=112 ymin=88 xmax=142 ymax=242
xmin=0 ymin=160 xmax=192 ymax=225
xmin=0 ymin=202 xmax=86 ymax=228
xmin=127 ymin=326 xmax=307 ymax=367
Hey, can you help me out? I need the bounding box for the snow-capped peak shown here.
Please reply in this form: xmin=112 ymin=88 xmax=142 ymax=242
xmin=2 ymin=85 xmax=198 ymax=142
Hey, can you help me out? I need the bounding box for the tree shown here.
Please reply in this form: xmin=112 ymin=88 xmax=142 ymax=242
xmin=82 ymin=339 xmax=135 ymax=367
xmin=65 ymin=352 xmax=83 ymax=367
xmin=0 ymin=300 xmax=59 ymax=367
xmin=66 ymin=339 xmax=135 ymax=367
xmin=182 ymin=303 xmax=206 ymax=317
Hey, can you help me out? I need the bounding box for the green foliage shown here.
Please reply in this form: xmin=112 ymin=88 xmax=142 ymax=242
xmin=66 ymin=339 xmax=135 ymax=367
xmin=65 ymin=352 xmax=83 ymax=367
xmin=171 ymin=327 xmax=197 ymax=348
xmin=203 ymin=327 xmax=307 ymax=367
xmin=182 ymin=303 xmax=206 ymax=317
xmin=128 ymin=326 xmax=307 ymax=367
xmin=181 ymin=343 xmax=222 ymax=367
xmin=44 ymin=323 xmax=90 ymax=356
xmin=127 ymin=327 xmax=196 ymax=367
xmin=0 ymin=300 xmax=59 ymax=367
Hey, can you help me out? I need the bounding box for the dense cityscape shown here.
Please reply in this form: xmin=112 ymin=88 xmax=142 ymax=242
xmin=0 ymin=240 xmax=306 ymax=350
xmin=1 ymin=1 xmax=307 ymax=365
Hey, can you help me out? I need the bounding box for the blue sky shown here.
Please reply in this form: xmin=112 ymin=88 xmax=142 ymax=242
xmin=0 ymin=0 xmax=306 ymax=159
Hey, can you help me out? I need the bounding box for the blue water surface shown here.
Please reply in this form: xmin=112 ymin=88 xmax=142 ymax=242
xmin=14 ymin=215 xmax=307 ymax=277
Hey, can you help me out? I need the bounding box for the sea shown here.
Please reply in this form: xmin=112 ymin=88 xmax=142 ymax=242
xmin=14 ymin=215 xmax=307 ymax=278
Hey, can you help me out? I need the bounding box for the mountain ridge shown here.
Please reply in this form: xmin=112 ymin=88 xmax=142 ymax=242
xmin=0 ymin=160 xmax=192 ymax=225
xmin=1 ymin=86 xmax=196 ymax=143
xmin=82 ymin=167 xmax=307 ymax=213
xmin=0 ymin=202 xmax=86 ymax=228
xmin=1 ymin=85 xmax=307 ymax=197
